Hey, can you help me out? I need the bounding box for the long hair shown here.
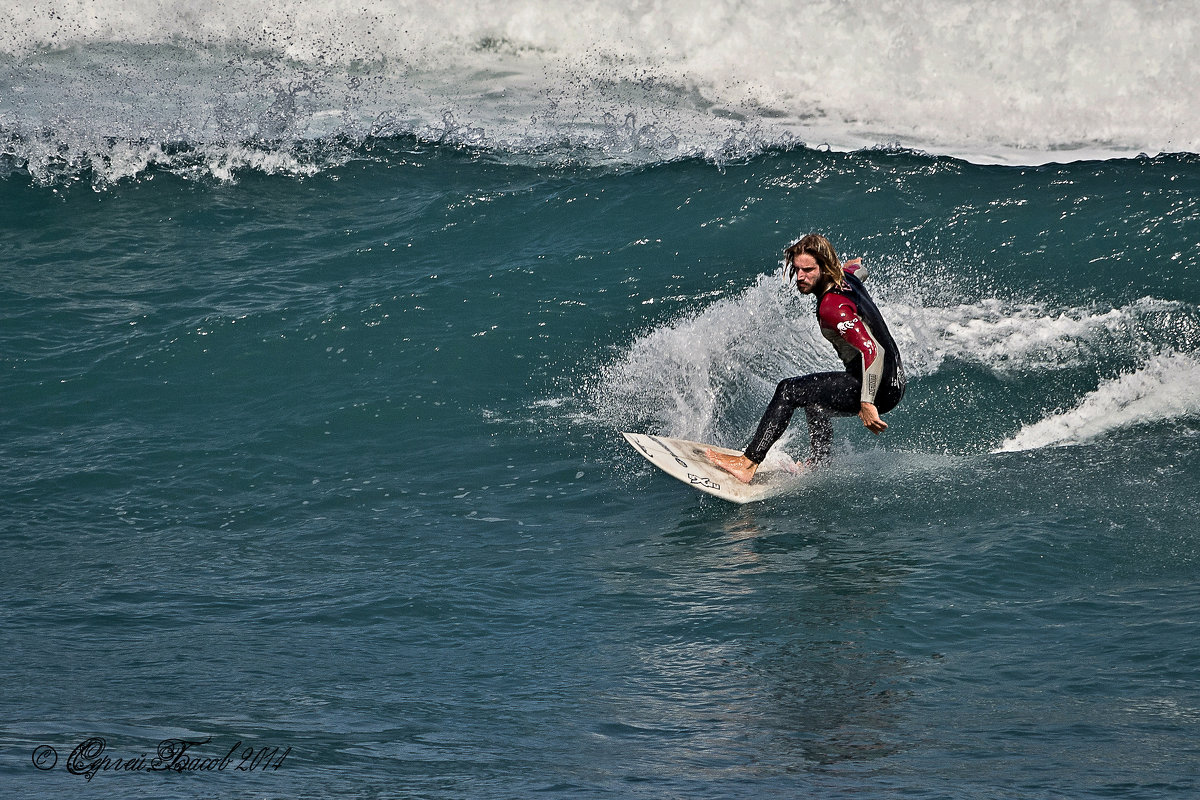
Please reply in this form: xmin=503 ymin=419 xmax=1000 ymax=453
xmin=783 ymin=234 xmax=844 ymax=286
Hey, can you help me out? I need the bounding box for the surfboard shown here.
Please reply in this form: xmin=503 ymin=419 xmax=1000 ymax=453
xmin=621 ymin=432 xmax=790 ymax=504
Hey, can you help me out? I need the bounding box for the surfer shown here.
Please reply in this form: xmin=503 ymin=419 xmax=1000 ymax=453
xmin=706 ymin=234 xmax=905 ymax=483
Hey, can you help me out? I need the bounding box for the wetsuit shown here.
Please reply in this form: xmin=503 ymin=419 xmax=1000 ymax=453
xmin=743 ymin=264 xmax=905 ymax=464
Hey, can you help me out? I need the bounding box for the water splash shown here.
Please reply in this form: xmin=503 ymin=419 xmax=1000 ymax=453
xmin=585 ymin=275 xmax=825 ymax=446
xmin=587 ymin=269 xmax=1200 ymax=456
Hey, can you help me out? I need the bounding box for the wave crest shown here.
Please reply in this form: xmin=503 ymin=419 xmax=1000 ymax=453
xmin=2 ymin=0 xmax=1197 ymax=182
xmin=997 ymin=353 xmax=1200 ymax=452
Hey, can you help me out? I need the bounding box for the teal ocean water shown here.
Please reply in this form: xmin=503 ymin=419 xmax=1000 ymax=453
xmin=3 ymin=3 xmax=1200 ymax=798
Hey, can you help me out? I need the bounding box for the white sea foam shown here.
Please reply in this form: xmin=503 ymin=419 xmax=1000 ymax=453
xmin=996 ymin=352 xmax=1200 ymax=452
xmin=887 ymin=296 xmax=1199 ymax=378
xmin=864 ymin=294 xmax=1200 ymax=452
xmin=2 ymin=0 xmax=1196 ymax=176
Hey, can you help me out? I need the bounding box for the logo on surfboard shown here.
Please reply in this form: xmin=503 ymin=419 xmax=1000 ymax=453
xmin=688 ymin=473 xmax=721 ymax=490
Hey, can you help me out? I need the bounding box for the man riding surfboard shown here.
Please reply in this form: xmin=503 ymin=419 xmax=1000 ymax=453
xmin=706 ymin=234 xmax=906 ymax=482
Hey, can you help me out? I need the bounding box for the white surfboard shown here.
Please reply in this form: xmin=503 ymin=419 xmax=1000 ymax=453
xmin=621 ymin=432 xmax=790 ymax=504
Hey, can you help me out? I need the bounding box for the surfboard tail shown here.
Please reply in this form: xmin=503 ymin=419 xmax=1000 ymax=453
xmin=621 ymin=432 xmax=785 ymax=504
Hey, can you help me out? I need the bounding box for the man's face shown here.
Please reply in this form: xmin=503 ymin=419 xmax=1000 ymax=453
xmin=791 ymin=253 xmax=822 ymax=294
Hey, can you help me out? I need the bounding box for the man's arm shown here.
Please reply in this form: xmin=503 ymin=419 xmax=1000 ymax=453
xmin=819 ymin=295 xmax=888 ymax=434
xmin=821 ymin=297 xmax=885 ymax=402
xmin=843 ymin=257 xmax=868 ymax=281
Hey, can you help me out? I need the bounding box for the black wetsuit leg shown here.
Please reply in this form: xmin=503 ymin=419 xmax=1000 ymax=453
xmin=743 ymin=372 xmax=860 ymax=464
xmin=804 ymin=406 xmax=837 ymax=464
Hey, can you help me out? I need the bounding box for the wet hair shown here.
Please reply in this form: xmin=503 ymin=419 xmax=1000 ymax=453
xmin=783 ymin=234 xmax=844 ymax=287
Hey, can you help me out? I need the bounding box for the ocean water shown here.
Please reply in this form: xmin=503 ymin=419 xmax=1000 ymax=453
xmin=3 ymin=2 xmax=1200 ymax=798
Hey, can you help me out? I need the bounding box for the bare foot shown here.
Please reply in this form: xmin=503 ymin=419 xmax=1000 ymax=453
xmin=704 ymin=449 xmax=759 ymax=483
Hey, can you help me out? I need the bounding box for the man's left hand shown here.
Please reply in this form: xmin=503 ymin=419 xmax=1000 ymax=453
xmin=859 ymin=402 xmax=888 ymax=434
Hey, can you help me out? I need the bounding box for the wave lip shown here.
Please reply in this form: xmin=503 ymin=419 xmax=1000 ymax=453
xmin=996 ymin=353 xmax=1200 ymax=453
xmin=2 ymin=0 xmax=1197 ymax=181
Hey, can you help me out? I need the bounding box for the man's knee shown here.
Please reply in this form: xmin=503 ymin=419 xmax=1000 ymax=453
xmin=776 ymin=375 xmax=811 ymax=400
